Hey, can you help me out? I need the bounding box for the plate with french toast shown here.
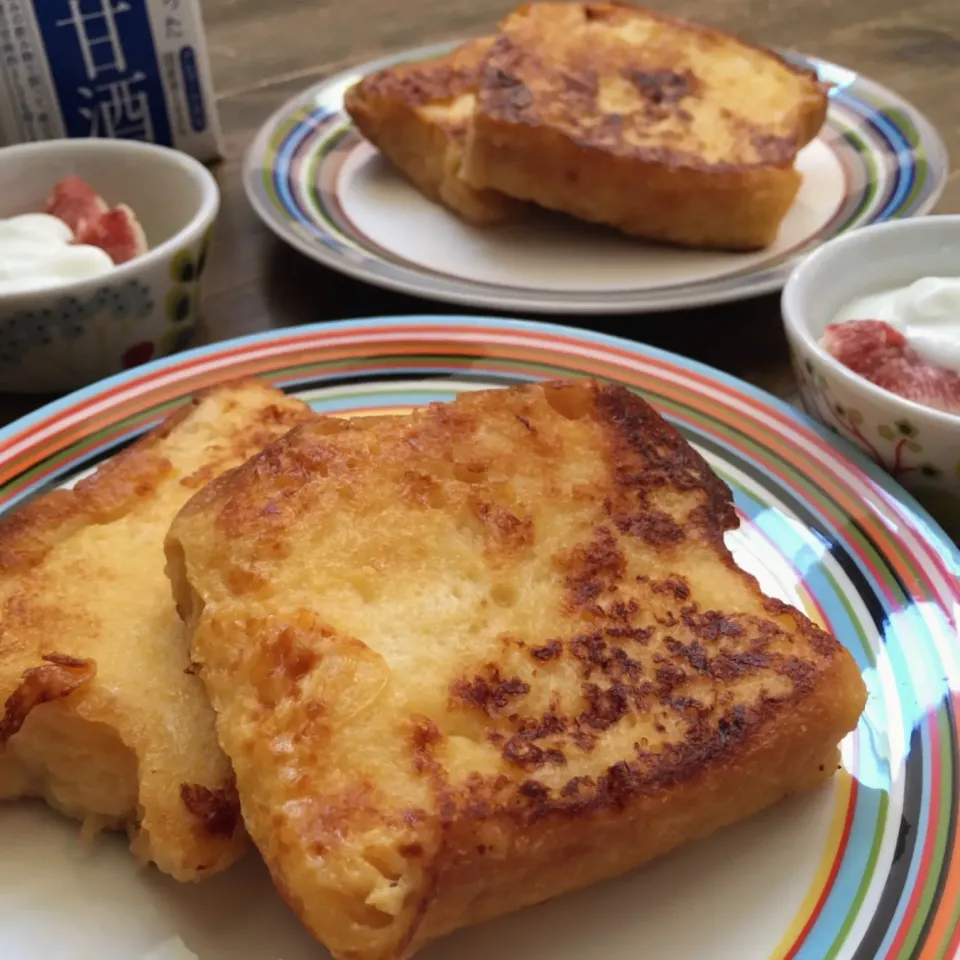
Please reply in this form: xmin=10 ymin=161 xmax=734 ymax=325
xmin=244 ymin=3 xmax=947 ymax=314
xmin=1 ymin=314 xmax=959 ymax=960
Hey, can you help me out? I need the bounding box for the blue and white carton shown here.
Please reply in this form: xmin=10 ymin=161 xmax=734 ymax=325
xmin=0 ymin=0 xmax=223 ymax=161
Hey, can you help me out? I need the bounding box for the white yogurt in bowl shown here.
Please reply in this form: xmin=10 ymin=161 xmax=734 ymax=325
xmin=0 ymin=213 xmax=114 ymax=294
xmin=832 ymin=277 xmax=960 ymax=373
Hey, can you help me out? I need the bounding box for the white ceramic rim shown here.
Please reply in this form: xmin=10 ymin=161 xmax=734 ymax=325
xmin=781 ymin=214 xmax=960 ymax=427
xmin=0 ymin=138 xmax=220 ymax=303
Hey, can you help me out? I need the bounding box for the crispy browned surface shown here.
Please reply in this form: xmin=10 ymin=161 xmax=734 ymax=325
xmin=345 ymin=38 xmax=523 ymax=224
xmin=460 ymin=2 xmax=828 ymax=249
xmin=0 ymin=379 xmax=313 ymax=882
xmin=166 ymin=380 xmax=865 ymax=958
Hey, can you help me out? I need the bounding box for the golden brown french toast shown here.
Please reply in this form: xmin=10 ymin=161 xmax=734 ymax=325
xmin=344 ymin=38 xmax=522 ymax=225
xmin=166 ymin=379 xmax=865 ymax=958
xmin=0 ymin=380 xmax=313 ymax=881
xmin=460 ymin=2 xmax=828 ymax=249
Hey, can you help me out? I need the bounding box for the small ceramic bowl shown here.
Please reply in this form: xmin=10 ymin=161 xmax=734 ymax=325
xmin=782 ymin=215 xmax=960 ymax=538
xmin=0 ymin=138 xmax=218 ymax=393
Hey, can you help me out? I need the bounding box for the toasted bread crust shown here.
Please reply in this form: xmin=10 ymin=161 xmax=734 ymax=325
xmin=0 ymin=379 xmax=313 ymax=881
xmin=167 ymin=380 xmax=865 ymax=957
xmin=345 ymin=38 xmax=522 ymax=225
xmin=349 ymin=40 xmax=484 ymax=110
xmin=461 ymin=2 xmax=828 ymax=249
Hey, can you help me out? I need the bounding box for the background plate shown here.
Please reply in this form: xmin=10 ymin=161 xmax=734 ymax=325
xmin=1 ymin=316 xmax=958 ymax=960
xmin=244 ymin=46 xmax=948 ymax=314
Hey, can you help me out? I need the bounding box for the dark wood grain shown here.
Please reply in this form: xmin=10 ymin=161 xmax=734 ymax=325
xmin=1 ymin=0 xmax=957 ymax=423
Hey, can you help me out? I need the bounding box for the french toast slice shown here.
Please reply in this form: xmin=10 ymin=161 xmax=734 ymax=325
xmin=166 ymin=379 xmax=866 ymax=959
xmin=0 ymin=380 xmax=313 ymax=881
xmin=460 ymin=3 xmax=828 ymax=250
xmin=344 ymin=38 xmax=522 ymax=225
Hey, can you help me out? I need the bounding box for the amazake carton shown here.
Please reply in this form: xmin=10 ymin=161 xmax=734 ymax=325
xmin=0 ymin=0 xmax=222 ymax=161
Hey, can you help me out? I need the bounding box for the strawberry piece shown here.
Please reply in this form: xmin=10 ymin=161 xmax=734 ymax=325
xmin=821 ymin=320 xmax=960 ymax=414
xmin=44 ymin=175 xmax=108 ymax=237
xmin=74 ymin=204 xmax=148 ymax=265
xmin=46 ymin=177 xmax=148 ymax=264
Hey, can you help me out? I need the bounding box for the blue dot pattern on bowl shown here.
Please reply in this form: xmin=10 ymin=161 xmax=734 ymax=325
xmin=0 ymin=280 xmax=154 ymax=363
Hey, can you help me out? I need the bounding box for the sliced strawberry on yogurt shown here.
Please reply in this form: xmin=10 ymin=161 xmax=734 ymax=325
xmin=45 ymin=176 xmax=148 ymax=265
xmin=821 ymin=319 xmax=960 ymax=414
xmin=44 ymin=175 xmax=108 ymax=237
xmin=74 ymin=204 xmax=148 ymax=265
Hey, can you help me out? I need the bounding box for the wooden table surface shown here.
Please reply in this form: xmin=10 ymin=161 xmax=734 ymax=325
xmin=1 ymin=0 xmax=957 ymax=423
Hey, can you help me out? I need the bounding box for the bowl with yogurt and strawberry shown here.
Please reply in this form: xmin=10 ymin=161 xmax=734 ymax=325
xmin=0 ymin=137 xmax=218 ymax=392
xmin=783 ymin=215 xmax=960 ymax=538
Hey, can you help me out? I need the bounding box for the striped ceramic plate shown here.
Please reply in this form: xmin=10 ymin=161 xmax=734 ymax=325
xmin=243 ymin=45 xmax=948 ymax=314
xmin=0 ymin=316 xmax=957 ymax=960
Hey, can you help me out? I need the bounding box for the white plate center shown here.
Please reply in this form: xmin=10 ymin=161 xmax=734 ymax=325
xmin=0 ymin=783 xmax=836 ymax=960
xmin=335 ymin=138 xmax=845 ymax=293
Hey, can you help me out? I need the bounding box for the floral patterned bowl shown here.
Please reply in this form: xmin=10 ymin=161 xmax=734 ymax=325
xmin=0 ymin=138 xmax=218 ymax=393
xmin=782 ymin=215 xmax=960 ymax=539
